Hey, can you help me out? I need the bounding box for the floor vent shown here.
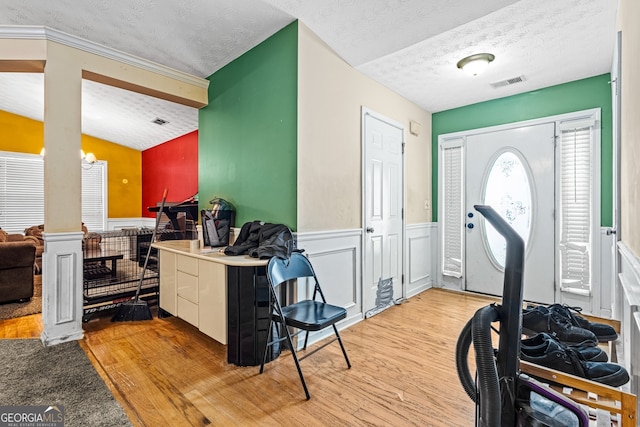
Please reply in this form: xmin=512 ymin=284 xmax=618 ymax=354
xmin=490 ymin=75 xmax=526 ymax=89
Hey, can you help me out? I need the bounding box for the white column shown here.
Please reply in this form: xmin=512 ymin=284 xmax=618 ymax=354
xmin=40 ymin=42 xmax=84 ymax=345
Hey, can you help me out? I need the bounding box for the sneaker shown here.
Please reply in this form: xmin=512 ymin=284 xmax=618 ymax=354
xmin=520 ymin=336 xmax=629 ymax=387
xmin=521 ymin=332 xmax=608 ymax=363
xmin=522 ymin=306 xmax=598 ymax=344
xmin=547 ymin=304 xmax=618 ymax=342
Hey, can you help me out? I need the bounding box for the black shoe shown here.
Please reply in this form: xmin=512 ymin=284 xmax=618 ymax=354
xmin=522 ymin=306 xmax=598 ymax=344
xmin=547 ymin=304 xmax=618 ymax=342
xmin=521 ymin=333 xmax=608 ymax=362
xmin=520 ymin=336 xmax=629 ymax=387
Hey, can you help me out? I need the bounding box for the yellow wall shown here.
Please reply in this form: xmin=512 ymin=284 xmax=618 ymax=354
xmin=0 ymin=109 xmax=142 ymax=218
xmin=618 ymin=0 xmax=640 ymax=254
xmin=297 ymin=23 xmax=432 ymax=231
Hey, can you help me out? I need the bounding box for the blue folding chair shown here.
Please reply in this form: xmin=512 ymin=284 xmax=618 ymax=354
xmin=260 ymin=252 xmax=352 ymax=399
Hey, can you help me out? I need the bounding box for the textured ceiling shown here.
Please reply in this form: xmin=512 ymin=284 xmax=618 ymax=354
xmin=0 ymin=0 xmax=617 ymax=151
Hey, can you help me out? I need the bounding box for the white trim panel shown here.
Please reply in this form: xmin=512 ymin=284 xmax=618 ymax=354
xmin=297 ymin=229 xmax=362 ymax=325
xmin=615 ymin=241 xmax=640 ymax=406
xmin=296 ymin=229 xmax=362 ymax=348
xmin=40 ymin=231 xmax=84 ymax=346
xmin=406 ymin=223 xmax=435 ymax=297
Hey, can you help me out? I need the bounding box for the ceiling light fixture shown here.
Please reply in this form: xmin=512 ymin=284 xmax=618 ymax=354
xmin=40 ymin=148 xmax=98 ymax=169
xmin=81 ymin=150 xmax=98 ymax=169
xmin=456 ymin=53 xmax=495 ymax=76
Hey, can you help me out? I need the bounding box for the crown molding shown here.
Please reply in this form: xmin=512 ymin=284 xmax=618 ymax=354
xmin=0 ymin=25 xmax=209 ymax=90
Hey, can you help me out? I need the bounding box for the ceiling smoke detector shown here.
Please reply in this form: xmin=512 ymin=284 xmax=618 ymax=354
xmin=151 ymin=117 xmax=170 ymax=125
xmin=490 ymin=75 xmax=526 ymax=89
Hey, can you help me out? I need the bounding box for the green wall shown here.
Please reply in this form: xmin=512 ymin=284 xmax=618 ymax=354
xmin=432 ymin=74 xmax=613 ymax=226
xmin=198 ymin=22 xmax=298 ymax=229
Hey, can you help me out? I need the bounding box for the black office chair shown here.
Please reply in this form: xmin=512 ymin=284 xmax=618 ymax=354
xmin=260 ymin=252 xmax=352 ymax=399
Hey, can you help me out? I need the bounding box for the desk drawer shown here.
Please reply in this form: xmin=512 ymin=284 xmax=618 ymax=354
xmin=177 ymin=296 xmax=198 ymax=327
xmin=177 ymin=271 xmax=198 ymax=303
xmin=177 ymin=254 xmax=198 ymax=275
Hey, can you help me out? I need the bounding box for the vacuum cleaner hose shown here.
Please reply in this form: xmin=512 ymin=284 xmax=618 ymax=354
xmin=455 ymin=317 xmax=476 ymax=401
xmin=455 ymin=305 xmax=502 ymax=426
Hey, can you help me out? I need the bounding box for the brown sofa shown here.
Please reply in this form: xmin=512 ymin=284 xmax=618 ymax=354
xmin=0 ymin=230 xmax=36 ymax=303
xmin=24 ymin=224 xmax=45 ymax=273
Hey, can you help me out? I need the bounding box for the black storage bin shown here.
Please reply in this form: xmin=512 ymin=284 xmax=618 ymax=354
xmin=201 ymin=197 xmax=236 ymax=247
xmin=227 ymin=265 xmax=280 ymax=366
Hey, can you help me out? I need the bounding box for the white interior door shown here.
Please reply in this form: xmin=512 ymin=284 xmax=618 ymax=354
xmin=465 ymin=123 xmax=555 ymax=303
xmin=363 ymin=110 xmax=404 ymax=312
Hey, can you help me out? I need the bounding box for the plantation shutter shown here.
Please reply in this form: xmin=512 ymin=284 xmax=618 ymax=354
xmin=0 ymin=151 xmax=107 ymax=233
xmin=441 ymin=139 xmax=464 ymax=278
xmin=558 ymin=119 xmax=596 ymax=295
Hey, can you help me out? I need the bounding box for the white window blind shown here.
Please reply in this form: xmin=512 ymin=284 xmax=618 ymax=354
xmin=0 ymin=152 xmax=45 ymax=232
xmin=558 ymin=121 xmax=595 ymax=295
xmin=0 ymin=151 xmax=107 ymax=233
xmin=441 ymin=140 xmax=464 ymax=278
xmin=82 ymin=164 xmax=108 ymax=231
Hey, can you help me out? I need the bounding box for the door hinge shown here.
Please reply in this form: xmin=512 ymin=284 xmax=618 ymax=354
xmin=402 ymin=274 xmax=405 ymax=284
xmin=402 ymin=208 xmax=404 ymax=219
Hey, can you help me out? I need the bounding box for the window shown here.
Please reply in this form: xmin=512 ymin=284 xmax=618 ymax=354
xmin=483 ymin=150 xmax=533 ymax=269
xmin=0 ymin=151 xmax=107 ymax=233
xmin=440 ymin=139 xmax=464 ymax=278
xmin=557 ymin=118 xmax=599 ymax=296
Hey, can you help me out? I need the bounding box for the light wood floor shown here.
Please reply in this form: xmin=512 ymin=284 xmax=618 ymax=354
xmin=0 ymin=288 xmax=497 ymax=426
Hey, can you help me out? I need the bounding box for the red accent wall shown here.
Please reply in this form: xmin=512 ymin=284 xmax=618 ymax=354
xmin=142 ymin=130 xmax=198 ymax=218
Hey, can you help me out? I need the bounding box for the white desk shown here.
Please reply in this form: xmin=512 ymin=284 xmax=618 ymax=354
xmin=152 ymin=240 xmax=267 ymax=345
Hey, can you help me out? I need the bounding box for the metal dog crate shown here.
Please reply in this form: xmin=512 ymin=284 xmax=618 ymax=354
xmin=82 ymin=228 xmax=174 ymax=321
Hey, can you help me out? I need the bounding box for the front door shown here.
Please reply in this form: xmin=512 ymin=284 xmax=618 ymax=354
xmin=465 ymin=123 xmax=555 ymax=303
xmin=363 ymin=109 xmax=404 ymax=313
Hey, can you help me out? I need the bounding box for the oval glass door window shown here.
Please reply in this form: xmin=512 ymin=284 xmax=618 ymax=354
xmin=483 ymin=150 xmax=533 ymax=268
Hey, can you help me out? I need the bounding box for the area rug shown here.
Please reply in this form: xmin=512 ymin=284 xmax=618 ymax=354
xmin=0 ymin=339 xmax=132 ymax=427
xmin=0 ymin=275 xmax=42 ymax=320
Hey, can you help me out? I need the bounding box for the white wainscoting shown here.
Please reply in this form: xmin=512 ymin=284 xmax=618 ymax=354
xmin=296 ymin=229 xmax=363 ymax=330
xmin=615 ymin=241 xmax=640 ymax=415
xmin=295 ymin=225 xmax=434 ymax=346
xmin=406 ymin=223 xmax=435 ymax=297
xmin=40 ymin=231 xmax=85 ymax=346
xmin=107 ymin=217 xmax=155 ymax=230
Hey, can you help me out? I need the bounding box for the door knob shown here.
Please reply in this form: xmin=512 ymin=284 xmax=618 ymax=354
xmin=366 ymin=227 xmax=375 ymax=233
xmin=467 ymin=223 xmax=474 ymax=229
